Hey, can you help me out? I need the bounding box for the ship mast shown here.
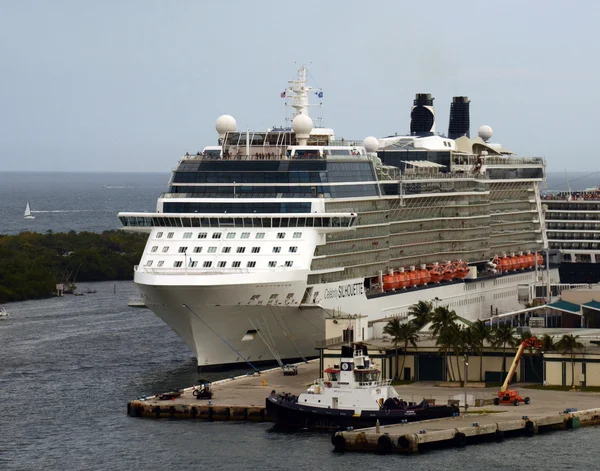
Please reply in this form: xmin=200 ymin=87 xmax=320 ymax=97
xmin=284 ymin=65 xmax=322 ymax=125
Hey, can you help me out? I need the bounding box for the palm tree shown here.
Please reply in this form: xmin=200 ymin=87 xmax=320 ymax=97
xmin=471 ymin=320 xmax=492 ymax=381
xmin=450 ymin=324 xmax=466 ymax=383
xmin=383 ymin=318 xmax=420 ymax=380
xmin=541 ymin=334 xmax=555 ymax=352
xmin=436 ymin=328 xmax=456 ymax=381
xmin=491 ymin=323 xmax=519 ymax=382
xmin=408 ymin=300 xmax=433 ymax=330
xmin=431 ymin=306 xmax=460 ymax=381
xmin=556 ymin=334 xmax=584 ymax=388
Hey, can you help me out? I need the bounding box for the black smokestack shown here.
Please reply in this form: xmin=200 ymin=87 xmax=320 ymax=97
xmin=448 ymin=96 xmax=470 ymax=139
xmin=410 ymin=93 xmax=435 ymax=137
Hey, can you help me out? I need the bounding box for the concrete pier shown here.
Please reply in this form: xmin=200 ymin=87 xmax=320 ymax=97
xmin=127 ymin=360 xmax=320 ymax=421
xmin=333 ymin=404 xmax=600 ymax=454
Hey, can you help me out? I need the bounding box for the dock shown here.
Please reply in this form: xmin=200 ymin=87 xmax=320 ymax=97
xmin=127 ymin=360 xmax=320 ymax=421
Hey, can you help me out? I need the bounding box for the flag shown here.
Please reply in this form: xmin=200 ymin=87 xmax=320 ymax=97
xmin=280 ymin=90 xmax=286 ymax=98
xmin=315 ymin=91 xmax=323 ymax=98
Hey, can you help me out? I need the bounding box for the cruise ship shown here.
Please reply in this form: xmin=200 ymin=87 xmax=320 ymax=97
xmin=544 ymin=188 xmax=600 ymax=283
xmin=119 ymin=67 xmax=559 ymax=370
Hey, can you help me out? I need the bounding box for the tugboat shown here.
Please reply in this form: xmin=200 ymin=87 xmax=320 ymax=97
xmin=266 ymin=343 xmax=459 ymax=430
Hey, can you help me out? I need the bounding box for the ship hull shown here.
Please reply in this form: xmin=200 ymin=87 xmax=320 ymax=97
xmin=265 ymin=396 xmax=459 ymax=431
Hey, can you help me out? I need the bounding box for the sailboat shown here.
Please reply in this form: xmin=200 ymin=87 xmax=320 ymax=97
xmin=24 ymin=201 xmax=35 ymax=219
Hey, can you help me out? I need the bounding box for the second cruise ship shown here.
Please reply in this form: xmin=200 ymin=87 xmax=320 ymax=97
xmin=119 ymin=67 xmax=558 ymax=369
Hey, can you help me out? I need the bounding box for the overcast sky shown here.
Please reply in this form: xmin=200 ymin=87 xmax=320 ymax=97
xmin=1 ymin=0 xmax=599 ymax=172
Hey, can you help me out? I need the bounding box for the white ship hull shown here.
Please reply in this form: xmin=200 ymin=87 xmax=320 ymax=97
xmin=137 ymin=267 xmax=560 ymax=369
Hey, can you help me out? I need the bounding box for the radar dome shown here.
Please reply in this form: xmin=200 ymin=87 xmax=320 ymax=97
xmin=478 ymin=125 xmax=493 ymax=142
xmin=216 ymin=115 xmax=237 ymax=135
xmin=363 ymin=136 xmax=379 ymax=153
xmin=292 ymin=114 xmax=313 ymax=135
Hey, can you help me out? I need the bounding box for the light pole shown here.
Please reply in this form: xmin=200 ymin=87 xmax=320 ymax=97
xmin=463 ymin=354 xmax=469 ymax=412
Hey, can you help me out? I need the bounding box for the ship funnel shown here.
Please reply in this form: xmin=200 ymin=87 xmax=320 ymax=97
xmin=410 ymin=93 xmax=435 ymax=136
xmin=448 ymin=96 xmax=470 ymax=139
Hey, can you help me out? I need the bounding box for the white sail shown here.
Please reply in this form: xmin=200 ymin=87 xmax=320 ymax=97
xmin=24 ymin=201 xmax=35 ymax=219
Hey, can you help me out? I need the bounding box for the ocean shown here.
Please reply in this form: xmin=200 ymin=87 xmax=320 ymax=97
xmin=1 ymin=171 xmax=600 ymax=470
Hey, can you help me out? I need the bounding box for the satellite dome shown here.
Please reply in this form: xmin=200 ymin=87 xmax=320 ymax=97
xmin=363 ymin=136 xmax=379 ymax=153
xmin=216 ymin=115 xmax=237 ymax=135
xmin=292 ymin=114 xmax=313 ymax=135
xmin=478 ymin=125 xmax=493 ymax=142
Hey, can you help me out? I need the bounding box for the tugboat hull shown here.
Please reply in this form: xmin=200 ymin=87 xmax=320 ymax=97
xmin=266 ymin=396 xmax=459 ymax=431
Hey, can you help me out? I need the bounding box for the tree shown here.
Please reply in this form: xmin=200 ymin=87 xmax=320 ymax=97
xmin=431 ymin=306 xmax=460 ymax=381
xmin=383 ymin=318 xmax=419 ymax=380
xmin=556 ymin=334 xmax=584 ymax=388
xmin=541 ymin=334 xmax=555 ymax=352
xmin=408 ymin=300 xmax=433 ymax=330
xmin=491 ymin=323 xmax=519 ymax=382
xmin=471 ymin=320 xmax=492 ymax=381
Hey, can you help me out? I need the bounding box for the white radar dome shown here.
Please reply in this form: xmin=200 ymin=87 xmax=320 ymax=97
xmin=292 ymin=114 xmax=313 ymax=135
xmin=478 ymin=125 xmax=493 ymax=142
xmin=216 ymin=115 xmax=237 ymax=135
xmin=363 ymin=136 xmax=380 ymax=153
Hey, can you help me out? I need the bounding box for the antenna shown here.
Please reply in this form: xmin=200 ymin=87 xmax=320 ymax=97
xmin=283 ymin=64 xmax=323 ymax=127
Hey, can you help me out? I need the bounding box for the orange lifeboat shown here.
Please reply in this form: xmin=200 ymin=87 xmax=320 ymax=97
xmin=382 ymin=270 xmax=398 ymax=291
xmin=537 ymin=253 xmax=544 ymax=267
xmin=443 ymin=261 xmax=457 ymax=281
xmin=395 ymin=268 xmax=410 ymax=289
xmin=455 ymin=260 xmax=469 ymax=279
xmin=428 ymin=263 xmax=445 ymax=283
xmin=505 ymin=254 xmax=517 ymax=271
xmin=407 ymin=266 xmax=420 ymax=287
xmin=517 ymin=252 xmax=527 ymax=270
xmin=525 ymin=252 xmax=535 ymax=269
xmin=418 ymin=264 xmax=431 ymax=285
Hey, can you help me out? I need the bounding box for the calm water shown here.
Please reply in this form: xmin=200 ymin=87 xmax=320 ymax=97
xmin=1 ymin=171 xmax=600 ymax=470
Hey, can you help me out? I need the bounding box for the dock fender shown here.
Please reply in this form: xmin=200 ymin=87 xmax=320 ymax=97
xmin=153 ymin=406 xmax=161 ymax=419
xmin=191 ymin=406 xmax=198 ymax=419
xmin=332 ymin=433 xmax=345 ymax=452
xmin=397 ymin=434 xmax=411 ymax=449
xmin=525 ymin=420 xmax=535 ymax=436
xmin=453 ymin=431 xmax=467 ymax=448
xmin=377 ymin=434 xmax=393 ymax=454
xmin=494 ymin=429 xmax=505 ymax=442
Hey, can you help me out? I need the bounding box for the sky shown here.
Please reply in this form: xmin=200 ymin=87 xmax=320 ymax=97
xmin=1 ymin=0 xmax=599 ymax=172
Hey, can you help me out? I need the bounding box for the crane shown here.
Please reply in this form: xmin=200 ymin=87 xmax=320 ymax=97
xmin=494 ymin=337 xmax=542 ymax=406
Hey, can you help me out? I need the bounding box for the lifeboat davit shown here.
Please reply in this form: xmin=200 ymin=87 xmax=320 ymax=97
xmin=382 ymin=270 xmax=398 ymax=291
xmin=418 ymin=264 xmax=431 ymax=285
xmin=395 ymin=268 xmax=410 ymax=289
xmin=428 ymin=263 xmax=445 ymax=283
xmin=407 ymin=266 xmax=420 ymax=287
xmin=443 ymin=261 xmax=457 ymax=281
xmin=455 ymin=260 xmax=469 ymax=279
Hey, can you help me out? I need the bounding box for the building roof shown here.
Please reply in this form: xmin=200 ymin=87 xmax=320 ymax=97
xmin=547 ymin=300 xmax=582 ymax=315
xmin=582 ymin=300 xmax=600 ymax=312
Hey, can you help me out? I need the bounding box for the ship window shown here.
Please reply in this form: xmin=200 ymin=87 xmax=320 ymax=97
xmin=189 ymin=261 xmax=198 ymax=267
xmin=203 ymin=261 xmax=212 ymax=268
xmin=227 ymin=232 xmax=236 ymax=239
xmin=273 ymin=247 xmax=281 ymax=253
xmin=212 ymin=233 xmax=222 ymax=239
xmin=354 ymin=371 xmax=380 ymax=383
xmin=151 ymin=246 xmax=158 ymax=252
xmin=326 ymin=372 xmax=338 ymax=382
xmin=268 ymin=261 xmax=276 ymax=267
xmin=157 ymin=261 xmax=164 ymax=267
xmin=285 ymin=261 xmax=293 ymax=267
xmin=198 ymin=232 xmax=207 ymax=239
xmin=256 ymin=232 xmax=265 ymax=239
xmin=208 ymin=247 xmax=217 ymax=253
xmin=241 ymin=232 xmax=250 ymax=239
xmin=218 ymin=261 xmax=226 ymax=268
xmin=145 ymin=260 xmax=153 ymax=267
xmin=162 ymin=247 xmax=169 ymax=253
xmin=237 ymin=247 xmax=246 ymax=253
xmin=167 ymin=232 xmax=174 ymax=239
xmin=222 ymin=247 xmax=231 ymax=253
xmin=156 ymin=232 xmax=163 ymax=238
xmin=178 ymin=247 xmax=188 ymax=253
xmin=277 ymin=232 xmax=286 ymax=239
xmin=289 ymin=247 xmax=298 ymax=253
xmin=193 ymin=247 xmax=202 ymax=253
xmin=232 ymin=261 xmax=241 ymax=267
xmin=293 ymin=232 xmax=302 ymax=238
xmin=251 ymin=247 xmax=260 ymax=253
xmin=183 ymin=232 xmax=192 ymax=239
xmin=247 ymin=261 xmax=256 ymax=268
xmin=269 ymin=294 xmax=278 ymax=299
xmin=173 ymin=261 xmax=183 ymax=267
